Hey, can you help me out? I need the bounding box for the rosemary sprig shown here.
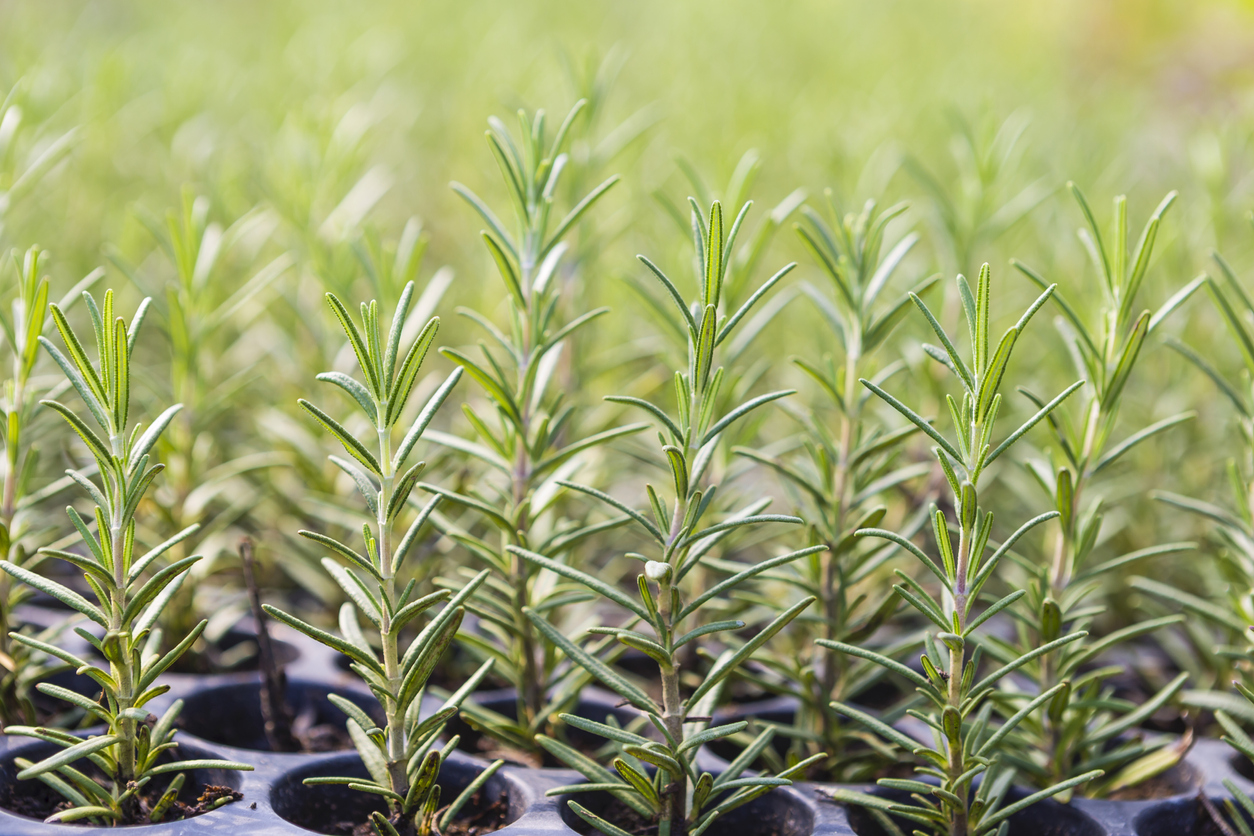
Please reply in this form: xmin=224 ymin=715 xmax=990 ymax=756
xmin=1 ymin=288 xmax=251 ymax=824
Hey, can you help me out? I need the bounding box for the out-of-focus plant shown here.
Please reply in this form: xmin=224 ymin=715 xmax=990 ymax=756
xmin=1003 ymin=185 xmax=1202 ymax=796
xmin=266 ymin=100 xmax=394 ymax=305
xmin=420 ymin=101 xmax=646 ymax=757
xmin=0 ymin=289 xmax=251 ymax=824
xmin=1147 ymin=228 xmax=1254 ymax=720
xmin=263 ymin=284 xmax=498 ymax=836
xmin=906 ymin=111 xmax=1050 ymax=278
xmin=0 ymin=82 xmax=77 ymax=242
xmin=108 ymin=190 xmax=293 ymax=669
xmin=829 ymin=265 xmax=1099 ymax=836
xmin=524 ymin=198 xmax=826 ymax=836
xmin=0 ymin=247 xmax=100 ymax=726
xmin=731 ymin=195 xmax=937 ymax=779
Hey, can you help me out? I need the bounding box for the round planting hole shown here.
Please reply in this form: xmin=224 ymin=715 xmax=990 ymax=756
xmin=177 ymin=679 xmax=383 ymax=752
xmin=1134 ymin=795 xmax=1253 ymax=835
xmin=170 ymin=627 xmax=300 ymax=674
xmin=1233 ymin=750 xmax=1254 ymax=782
xmin=844 ymin=787 xmax=1103 ymax=836
xmin=559 ymin=785 xmax=813 ymax=836
xmin=0 ymin=736 xmax=244 ymax=824
xmin=271 ymin=753 xmax=516 ymax=835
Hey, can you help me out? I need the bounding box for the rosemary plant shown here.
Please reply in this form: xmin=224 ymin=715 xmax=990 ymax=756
xmin=732 ymin=195 xmax=938 ymax=779
xmin=423 ymin=101 xmax=644 ymax=755
xmin=263 ymin=283 xmax=499 ymax=836
xmin=0 ymin=81 xmax=77 ymax=242
xmin=905 ymin=112 xmax=1049 ymax=277
xmin=0 ymin=247 xmax=100 ymax=725
xmin=109 ymin=190 xmax=292 ymax=668
xmin=1146 ymin=234 xmax=1254 ymax=714
xmin=522 ymin=199 xmax=826 ymax=836
xmin=0 ymin=289 xmax=250 ymax=824
xmin=828 ymin=265 xmax=1100 ymax=836
xmin=1001 ymin=185 xmax=1202 ymax=795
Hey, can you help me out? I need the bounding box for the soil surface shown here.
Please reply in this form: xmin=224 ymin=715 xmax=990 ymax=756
xmin=321 ymin=791 xmax=510 ymax=836
xmin=568 ymin=799 xmax=656 ymax=836
xmin=4 ymin=779 xmax=242 ymax=825
xmin=567 ymin=800 xmax=794 ymax=836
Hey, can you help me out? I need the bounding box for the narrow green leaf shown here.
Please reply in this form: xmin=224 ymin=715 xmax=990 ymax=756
xmin=524 ymin=608 xmax=658 ymax=713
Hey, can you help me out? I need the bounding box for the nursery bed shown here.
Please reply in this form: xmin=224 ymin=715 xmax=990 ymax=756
xmin=0 ymin=618 xmax=1243 ymax=836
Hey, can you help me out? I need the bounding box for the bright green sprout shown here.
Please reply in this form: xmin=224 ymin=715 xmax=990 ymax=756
xmin=264 ymin=281 xmax=500 ymax=836
xmin=826 ymin=265 xmax=1099 ymax=836
xmin=0 ymin=288 xmax=251 ymax=825
xmin=1001 ymin=185 xmax=1202 ymax=797
xmin=525 ymin=199 xmax=825 ymax=836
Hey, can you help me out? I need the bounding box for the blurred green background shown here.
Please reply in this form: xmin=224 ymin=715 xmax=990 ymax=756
xmin=3 ymin=0 xmax=1254 ymax=611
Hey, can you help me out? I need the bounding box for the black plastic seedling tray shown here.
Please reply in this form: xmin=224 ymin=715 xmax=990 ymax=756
xmin=0 ymin=615 xmax=1248 ymax=835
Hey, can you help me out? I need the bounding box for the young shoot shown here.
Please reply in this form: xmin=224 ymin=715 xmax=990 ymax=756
xmin=733 ymin=195 xmax=938 ymax=779
xmin=0 ymin=247 xmax=101 ymax=725
xmin=0 ymin=289 xmax=251 ymax=824
xmin=827 ymin=265 xmax=1099 ymax=836
xmin=522 ymin=200 xmax=826 ymax=836
xmin=1145 ymin=228 xmax=1254 ymax=717
xmin=263 ymin=283 xmax=499 ymax=836
xmin=1002 ymin=185 xmax=1202 ymax=795
xmin=426 ymin=101 xmax=645 ymax=756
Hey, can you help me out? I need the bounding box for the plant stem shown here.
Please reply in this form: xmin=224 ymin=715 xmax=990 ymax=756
xmin=107 ymin=462 xmax=140 ymax=821
xmin=818 ymin=342 xmax=861 ymax=755
xmin=376 ymin=419 xmax=409 ymax=811
xmin=240 ymin=538 xmax=298 ymax=752
xmin=510 ymin=250 xmax=546 ymax=728
xmin=0 ymin=369 xmax=27 ymax=671
xmin=657 ymin=573 xmax=687 ymax=836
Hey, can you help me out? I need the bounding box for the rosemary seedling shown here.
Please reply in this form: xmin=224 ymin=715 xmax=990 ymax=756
xmin=1002 ymin=185 xmax=1203 ymax=796
xmin=263 ymin=283 xmax=499 ymax=836
xmin=0 ymin=289 xmax=251 ymax=824
xmin=0 ymin=247 xmax=101 ymax=726
xmin=827 ymin=265 xmax=1100 ymax=836
xmin=108 ymin=190 xmax=293 ymax=670
xmin=523 ymin=199 xmax=826 ymax=836
xmin=424 ymin=102 xmax=644 ymax=754
xmin=1146 ymin=231 xmax=1254 ymax=716
xmin=733 ymin=195 xmax=938 ymax=779
xmin=905 ymin=112 xmax=1049 ymax=277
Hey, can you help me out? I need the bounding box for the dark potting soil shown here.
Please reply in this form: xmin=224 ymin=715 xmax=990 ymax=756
xmin=1196 ymin=790 xmax=1254 ymax=835
xmin=455 ymin=721 xmax=625 ymax=769
xmin=568 ymin=799 xmax=655 ymax=836
xmin=224 ymin=700 xmax=356 ymax=754
xmin=292 ymin=720 xmax=355 ymax=753
xmin=3 ymin=777 xmax=242 ymax=826
xmin=318 ymin=790 xmax=510 ymax=836
xmin=567 ymin=800 xmax=797 ymax=836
